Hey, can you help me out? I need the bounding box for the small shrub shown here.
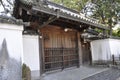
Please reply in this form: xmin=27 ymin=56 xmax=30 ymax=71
xmin=22 ymin=63 xmax=31 ymax=80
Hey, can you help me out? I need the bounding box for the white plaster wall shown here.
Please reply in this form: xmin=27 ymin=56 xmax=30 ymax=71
xmin=23 ymin=35 xmax=40 ymax=71
xmin=109 ymin=39 xmax=120 ymax=57
xmin=0 ymin=23 xmax=23 ymax=62
xmin=0 ymin=23 xmax=23 ymax=80
xmin=91 ymin=39 xmax=112 ymax=61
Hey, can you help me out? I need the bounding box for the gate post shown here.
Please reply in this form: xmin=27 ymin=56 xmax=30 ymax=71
xmin=119 ymin=55 xmax=120 ymax=61
xmin=112 ymin=55 xmax=115 ymax=65
xmin=77 ymin=32 xmax=83 ymax=66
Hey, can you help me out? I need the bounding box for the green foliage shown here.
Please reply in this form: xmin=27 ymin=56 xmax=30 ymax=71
xmin=50 ymin=0 xmax=120 ymax=36
xmin=50 ymin=0 xmax=120 ymax=26
xmin=90 ymin=0 xmax=120 ymax=35
xmin=112 ymin=28 xmax=120 ymax=37
xmin=50 ymin=0 xmax=89 ymax=11
xmin=22 ymin=64 xmax=31 ymax=80
xmin=91 ymin=0 xmax=120 ymax=25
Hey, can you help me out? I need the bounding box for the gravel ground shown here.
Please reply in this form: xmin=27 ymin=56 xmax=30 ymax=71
xmin=83 ymin=68 xmax=120 ymax=80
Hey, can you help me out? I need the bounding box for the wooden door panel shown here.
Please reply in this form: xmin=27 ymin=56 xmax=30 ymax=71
xmin=40 ymin=26 xmax=79 ymax=72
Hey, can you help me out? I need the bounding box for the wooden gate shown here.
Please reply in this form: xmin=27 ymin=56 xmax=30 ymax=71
xmin=40 ymin=26 xmax=79 ymax=72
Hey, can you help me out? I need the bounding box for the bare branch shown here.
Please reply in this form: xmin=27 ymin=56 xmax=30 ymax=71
xmin=0 ymin=0 xmax=5 ymax=9
xmin=6 ymin=0 xmax=13 ymax=6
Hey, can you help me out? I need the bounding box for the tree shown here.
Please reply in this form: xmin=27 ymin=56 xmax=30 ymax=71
xmin=50 ymin=0 xmax=89 ymax=11
xmin=90 ymin=0 xmax=120 ymax=36
xmin=50 ymin=0 xmax=120 ymax=36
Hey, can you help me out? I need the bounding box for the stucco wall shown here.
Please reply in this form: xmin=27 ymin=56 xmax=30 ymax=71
xmin=23 ymin=35 xmax=40 ymax=78
xmin=91 ymin=39 xmax=120 ymax=62
xmin=109 ymin=39 xmax=120 ymax=57
xmin=0 ymin=23 xmax=23 ymax=80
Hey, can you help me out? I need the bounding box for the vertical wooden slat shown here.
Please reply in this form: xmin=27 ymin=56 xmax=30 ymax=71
xmin=40 ymin=26 xmax=79 ymax=72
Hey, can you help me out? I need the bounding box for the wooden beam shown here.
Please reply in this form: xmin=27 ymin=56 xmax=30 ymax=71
xmin=39 ymin=15 xmax=59 ymax=28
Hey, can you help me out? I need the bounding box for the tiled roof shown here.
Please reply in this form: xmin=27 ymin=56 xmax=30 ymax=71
xmin=0 ymin=15 xmax=23 ymax=25
xmin=18 ymin=0 xmax=109 ymax=30
xmin=47 ymin=2 xmax=99 ymax=24
xmin=20 ymin=0 xmax=34 ymax=5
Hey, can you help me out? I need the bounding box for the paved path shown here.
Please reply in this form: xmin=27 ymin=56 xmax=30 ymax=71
xmin=40 ymin=66 xmax=108 ymax=80
xmin=83 ymin=68 xmax=120 ymax=80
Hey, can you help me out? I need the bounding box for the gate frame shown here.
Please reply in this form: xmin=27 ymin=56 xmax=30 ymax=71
xmin=40 ymin=26 xmax=81 ymax=73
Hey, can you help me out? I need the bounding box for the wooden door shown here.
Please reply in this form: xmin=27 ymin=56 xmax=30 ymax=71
xmin=82 ymin=42 xmax=92 ymax=64
xmin=40 ymin=26 xmax=79 ymax=72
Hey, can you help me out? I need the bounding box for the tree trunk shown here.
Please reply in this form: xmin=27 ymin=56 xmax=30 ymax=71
xmin=109 ymin=26 xmax=112 ymax=37
xmin=108 ymin=18 xmax=113 ymax=37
